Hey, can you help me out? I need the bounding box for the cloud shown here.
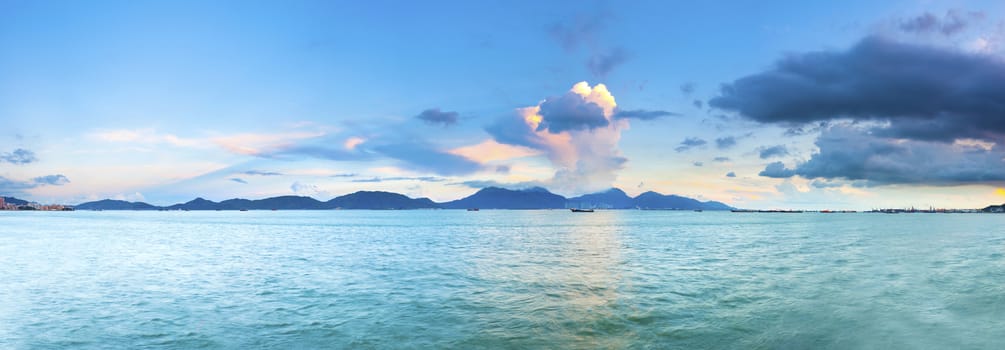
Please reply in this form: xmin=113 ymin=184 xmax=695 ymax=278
xmin=726 ymin=171 xmax=736 ymax=178
xmin=693 ymin=161 xmax=703 ymax=167
xmin=715 ymin=136 xmax=737 ymax=150
xmin=710 ymin=36 xmax=1005 ymax=144
xmin=714 ymin=35 xmax=1005 ymax=187
xmin=330 ymin=173 xmax=358 ymax=178
xmin=612 ymin=109 xmax=678 ymax=120
xmin=229 ymin=178 xmax=248 ymax=184
xmin=449 ymin=139 xmax=540 ymax=164
xmin=33 ymin=174 xmax=70 ymax=186
xmin=783 ymin=122 xmax=828 ymax=137
xmin=713 ymin=156 xmax=731 ymax=162
xmin=548 ymin=12 xmax=631 ymax=78
xmin=271 ymin=132 xmax=479 ymax=177
xmin=449 ymin=179 xmax=546 ymax=190
xmin=290 ymin=181 xmax=325 ymax=196
xmin=758 ymin=161 xmax=796 ymax=178
xmin=0 ymin=148 xmax=37 ymax=165
xmin=213 ymin=130 xmax=326 ymax=156
xmin=587 ymin=47 xmax=631 ymax=78
xmin=350 ymin=176 xmax=445 ymax=183
xmin=675 ymin=137 xmax=707 ymax=152
xmin=810 ymin=179 xmax=843 ymax=189
xmin=484 ymin=81 xmax=628 ymax=194
xmin=343 ymin=137 xmax=366 ymax=150
xmin=371 ymin=142 xmax=483 ymax=176
xmin=91 ymin=129 xmax=202 ymax=148
xmin=693 ymin=100 xmax=704 ymax=109
xmin=899 ymin=10 xmax=981 ymax=36
xmin=758 ymin=125 xmax=1005 ymax=185
xmin=680 ymin=82 xmax=696 ymax=96
xmin=243 ymin=170 xmax=283 ymax=176
xmin=415 ymin=108 xmax=459 ymax=127
xmin=548 ymin=12 xmax=610 ymax=52
xmin=536 ymin=89 xmax=610 ymax=133
xmin=0 ymin=174 xmax=70 ymax=196
xmin=758 ymin=145 xmax=789 ymax=159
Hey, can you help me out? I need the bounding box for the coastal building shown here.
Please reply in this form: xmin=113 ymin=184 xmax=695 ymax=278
xmin=0 ymin=197 xmax=5 ymax=209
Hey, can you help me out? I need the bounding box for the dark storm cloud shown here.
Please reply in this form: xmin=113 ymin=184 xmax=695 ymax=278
xmin=758 ymin=126 xmax=1005 ymax=185
xmin=612 ymin=109 xmax=678 ymax=121
xmin=710 ymin=36 xmax=1005 ymax=143
xmin=416 ymin=108 xmax=459 ymax=127
xmin=1 ymin=148 xmax=37 ymax=165
xmin=536 ymin=91 xmax=608 ymax=133
xmin=715 ymin=136 xmax=737 ymax=150
xmin=758 ymin=145 xmax=789 ymax=159
xmin=229 ymin=178 xmax=248 ymax=184
xmin=674 ymin=137 xmax=707 ymax=152
xmin=783 ymin=122 xmax=828 ymax=137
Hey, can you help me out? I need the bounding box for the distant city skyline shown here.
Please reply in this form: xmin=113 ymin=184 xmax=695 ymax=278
xmin=3 ymin=0 xmax=1005 ymax=209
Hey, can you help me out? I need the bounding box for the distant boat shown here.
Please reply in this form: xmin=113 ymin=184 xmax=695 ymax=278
xmin=694 ymin=209 xmax=703 ymax=212
xmin=466 ymin=208 xmax=479 ymax=211
xmin=570 ymin=208 xmax=594 ymax=212
xmin=239 ymin=209 xmax=248 ymax=212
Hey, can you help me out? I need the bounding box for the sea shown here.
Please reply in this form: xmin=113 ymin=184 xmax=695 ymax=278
xmin=1 ymin=210 xmax=1003 ymax=349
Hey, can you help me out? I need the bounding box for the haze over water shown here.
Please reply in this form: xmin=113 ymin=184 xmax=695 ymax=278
xmin=2 ymin=211 xmax=1004 ymax=349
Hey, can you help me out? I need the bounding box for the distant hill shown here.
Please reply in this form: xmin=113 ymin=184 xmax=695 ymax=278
xmin=74 ymin=199 xmax=160 ymax=210
xmin=2 ymin=196 xmax=29 ymax=205
xmin=565 ymin=188 xmax=732 ymax=210
xmin=632 ymin=191 xmax=732 ymax=210
xmin=64 ymin=187 xmax=734 ymax=210
xmin=165 ymin=197 xmax=219 ymax=210
xmin=567 ymin=188 xmax=635 ymax=209
xmin=982 ymin=203 xmax=1005 ymax=213
xmin=328 ymin=191 xmax=438 ymax=209
xmin=442 ymin=187 xmax=567 ymax=209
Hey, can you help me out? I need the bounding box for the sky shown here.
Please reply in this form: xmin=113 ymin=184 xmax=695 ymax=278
xmin=3 ymin=0 xmax=1005 ymax=209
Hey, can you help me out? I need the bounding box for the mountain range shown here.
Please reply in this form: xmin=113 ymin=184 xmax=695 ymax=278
xmin=69 ymin=187 xmax=734 ymax=211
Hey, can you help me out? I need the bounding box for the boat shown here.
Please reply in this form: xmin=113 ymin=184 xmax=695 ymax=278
xmin=240 ymin=209 xmax=248 ymax=212
xmin=570 ymin=208 xmax=595 ymax=212
xmin=694 ymin=209 xmax=703 ymax=212
xmin=466 ymin=208 xmax=479 ymax=211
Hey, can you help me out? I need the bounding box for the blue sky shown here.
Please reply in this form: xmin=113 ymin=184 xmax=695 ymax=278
xmin=3 ymin=0 xmax=1005 ymax=209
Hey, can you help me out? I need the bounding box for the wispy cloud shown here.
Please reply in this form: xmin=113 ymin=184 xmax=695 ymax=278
xmin=0 ymin=148 xmax=37 ymax=165
xmin=415 ymin=108 xmax=460 ymax=127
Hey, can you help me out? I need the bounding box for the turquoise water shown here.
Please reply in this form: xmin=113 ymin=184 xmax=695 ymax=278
xmin=1 ymin=210 xmax=1004 ymax=349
